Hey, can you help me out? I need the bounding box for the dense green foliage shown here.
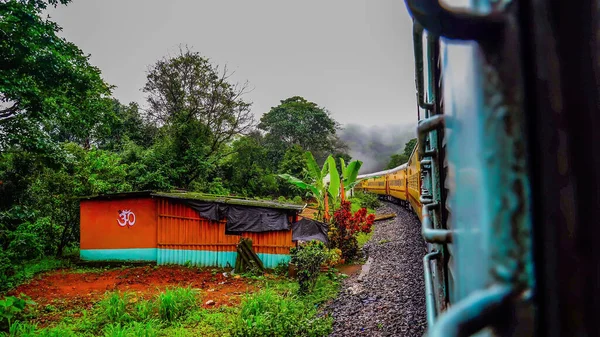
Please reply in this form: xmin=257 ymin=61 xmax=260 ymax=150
xmin=0 ymin=0 xmax=357 ymax=288
xmin=232 ymin=287 xmax=333 ymax=337
xmin=385 ymin=138 xmax=417 ymax=169
xmin=259 ymin=96 xmax=350 ymax=166
xmin=352 ymin=191 xmax=381 ymax=210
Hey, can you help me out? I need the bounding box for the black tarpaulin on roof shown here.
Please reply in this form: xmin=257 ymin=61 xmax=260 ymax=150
xmin=181 ymin=200 xmax=228 ymax=222
xmin=291 ymin=218 xmax=329 ymax=244
xmin=176 ymin=199 xmax=291 ymax=233
xmin=226 ymin=206 xmax=290 ymax=233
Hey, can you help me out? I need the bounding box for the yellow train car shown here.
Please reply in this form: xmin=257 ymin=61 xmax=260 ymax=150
xmin=406 ymin=144 xmax=422 ymax=220
xmin=387 ymin=163 xmax=408 ymax=205
xmin=355 ymin=142 xmax=421 ymax=218
xmin=362 ymin=175 xmax=387 ymax=195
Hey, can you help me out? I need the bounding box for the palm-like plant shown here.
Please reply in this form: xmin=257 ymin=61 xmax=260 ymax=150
xmin=339 ymin=158 xmax=363 ymax=201
xmin=278 ymin=152 xmax=363 ymax=221
xmin=278 ymin=152 xmax=329 ymax=219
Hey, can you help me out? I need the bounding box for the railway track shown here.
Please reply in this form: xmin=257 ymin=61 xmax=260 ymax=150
xmin=326 ymin=201 xmax=426 ymax=336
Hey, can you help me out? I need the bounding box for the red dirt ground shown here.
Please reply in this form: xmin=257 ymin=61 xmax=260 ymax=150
xmin=9 ymin=266 xmax=261 ymax=325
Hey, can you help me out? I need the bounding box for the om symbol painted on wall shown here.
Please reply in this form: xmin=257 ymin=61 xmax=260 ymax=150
xmin=117 ymin=209 xmax=136 ymax=227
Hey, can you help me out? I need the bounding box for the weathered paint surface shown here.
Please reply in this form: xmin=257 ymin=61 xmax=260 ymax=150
xmin=156 ymin=199 xmax=294 ymax=268
xmin=420 ymin=0 xmax=535 ymax=334
xmin=80 ymin=197 xmax=296 ymax=268
xmin=80 ymin=198 xmax=158 ymax=251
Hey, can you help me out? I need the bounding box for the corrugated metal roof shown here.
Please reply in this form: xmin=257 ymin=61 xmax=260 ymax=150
xmin=80 ymin=190 xmax=306 ymax=212
xmin=154 ymin=192 xmax=306 ymax=211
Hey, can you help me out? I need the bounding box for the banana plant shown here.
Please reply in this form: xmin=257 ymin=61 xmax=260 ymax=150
xmin=278 ymin=152 xmax=363 ymax=221
xmin=339 ymin=158 xmax=363 ymax=201
xmin=326 ymin=156 xmax=341 ymax=218
xmin=278 ymin=151 xmax=331 ymax=220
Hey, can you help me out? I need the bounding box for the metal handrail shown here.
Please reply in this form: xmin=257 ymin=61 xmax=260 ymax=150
xmin=413 ymin=21 xmax=434 ymax=111
xmin=418 ymin=115 xmax=446 ymax=156
xmin=422 ymin=202 xmax=453 ymax=243
xmin=424 ymin=250 xmax=442 ymax=329
xmin=428 ymin=285 xmax=514 ymax=337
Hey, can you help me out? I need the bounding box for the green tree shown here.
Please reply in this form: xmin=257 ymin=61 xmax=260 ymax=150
xmin=94 ymin=100 xmax=158 ymax=150
xmin=258 ymin=96 xmax=349 ymax=165
xmin=0 ymin=0 xmax=111 ymax=149
xmin=220 ymin=135 xmax=277 ymax=197
xmin=142 ymin=46 xmax=255 ymax=188
xmin=386 ymin=154 xmax=408 ymax=169
xmin=403 ymin=138 xmax=417 ymax=157
xmin=385 ymin=138 xmax=417 ymax=169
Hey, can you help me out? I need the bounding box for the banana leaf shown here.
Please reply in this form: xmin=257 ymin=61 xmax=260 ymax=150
xmin=327 ymin=156 xmax=340 ymax=200
xmin=344 ymin=160 xmax=362 ymax=186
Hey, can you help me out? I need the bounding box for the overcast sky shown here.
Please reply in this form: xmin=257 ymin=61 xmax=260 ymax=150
xmin=48 ymin=0 xmax=417 ymax=128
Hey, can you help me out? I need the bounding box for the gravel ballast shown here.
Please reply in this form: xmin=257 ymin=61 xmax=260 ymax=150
xmin=326 ymin=202 xmax=427 ymax=336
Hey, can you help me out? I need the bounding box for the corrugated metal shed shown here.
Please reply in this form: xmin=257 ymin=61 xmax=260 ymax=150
xmin=80 ymin=191 xmax=304 ymax=269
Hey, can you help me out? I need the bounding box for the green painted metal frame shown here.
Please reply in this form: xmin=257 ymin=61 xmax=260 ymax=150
xmin=424 ymin=250 xmax=442 ymax=329
xmin=412 ymin=19 xmax=451 ymax=325
xmin=406 ymin=0 xmax=536 ymax=335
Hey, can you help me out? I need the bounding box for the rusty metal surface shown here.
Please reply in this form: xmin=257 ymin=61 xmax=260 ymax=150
xmin=415 ymin=0 xmax=536 ymax=334
xmin=156 ymin=198 xmax=294 ymax=268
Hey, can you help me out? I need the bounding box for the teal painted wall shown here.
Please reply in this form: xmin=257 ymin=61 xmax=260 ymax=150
xmin=81 ymin=248 xmax=290 ymax=269
xmin=80 ymin=248 xmax=158 ymax=262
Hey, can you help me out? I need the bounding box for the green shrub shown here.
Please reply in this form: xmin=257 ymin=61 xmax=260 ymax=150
xmin=273 ymin=261 xmax=289 ymax=277
xmin=353 ymin=191 xmax=380 ymax=209
xmin=290 ymin=241 xmax=327 ymax=295
xmin=0 ymin=294 xmax=36 ymax=329
xmin=231 ymin=289 xmax=332 ymax=337
xmin=157 ymin=287 xmax=198 ymax=322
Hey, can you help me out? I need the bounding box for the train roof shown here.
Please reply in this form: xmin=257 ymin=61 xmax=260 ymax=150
xmin=357 ymin=163 xmax=407 ymax=180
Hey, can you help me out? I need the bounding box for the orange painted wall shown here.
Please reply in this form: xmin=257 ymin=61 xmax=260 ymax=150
xmin=80 ymin=198 xmax=158 ymax=249
xmin=157 ymin=199 xmax=294 ymax=254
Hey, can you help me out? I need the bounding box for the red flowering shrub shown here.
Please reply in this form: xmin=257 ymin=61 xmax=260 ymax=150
xmin=329 ymin=201 xmax=375 ymax=261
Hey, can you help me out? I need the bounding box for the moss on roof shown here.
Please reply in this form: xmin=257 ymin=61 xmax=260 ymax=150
xmin=152 ymin=191 xmax=306 ymax=211
xmin=80 ymin=190 xmax=305 ymax=211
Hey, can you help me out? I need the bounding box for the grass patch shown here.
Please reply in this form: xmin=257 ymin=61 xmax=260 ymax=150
xmin=157 ymin=287 xmax=198 ymax=322
xmin=1 ymin=274 xmax=340 ymax=337
xmin=356 ymin=227 xmax=375 ymax=248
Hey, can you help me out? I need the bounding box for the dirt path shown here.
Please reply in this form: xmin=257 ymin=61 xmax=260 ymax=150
xmin=326 ymin=202 xmax=427 ymax=336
